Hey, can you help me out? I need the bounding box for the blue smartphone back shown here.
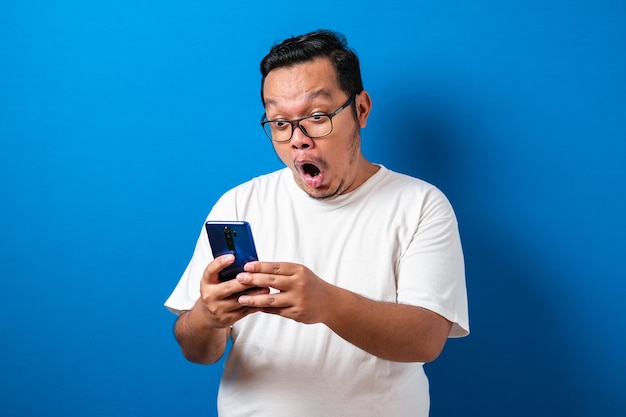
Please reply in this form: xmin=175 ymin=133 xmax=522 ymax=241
xmin=205 ymin=221 xmax=259 ymax=282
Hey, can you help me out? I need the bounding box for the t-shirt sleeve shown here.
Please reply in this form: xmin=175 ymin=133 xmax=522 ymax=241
xmin=164 ymin=190 xmax=239 ymax=315
xmin=163 ymin=223 xmax=213 ymax=315
xmin=396 ymin=188 xmax=470 ymax=338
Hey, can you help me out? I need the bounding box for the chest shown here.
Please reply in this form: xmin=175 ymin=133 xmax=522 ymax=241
xmin=244 ymin=196 xmax=416 ymax=302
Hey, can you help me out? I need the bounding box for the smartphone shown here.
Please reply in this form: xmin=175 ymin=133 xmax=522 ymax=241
xmin=205 ymin=221 xmax=259 ymax=282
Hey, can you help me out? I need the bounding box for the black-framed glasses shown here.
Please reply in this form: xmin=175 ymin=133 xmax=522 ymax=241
xmin=260 ymin=94 xmax=356 ymax=142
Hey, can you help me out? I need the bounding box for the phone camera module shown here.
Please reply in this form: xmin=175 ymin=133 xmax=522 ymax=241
xmin=224 ymin=226 xmax=235 ymax=251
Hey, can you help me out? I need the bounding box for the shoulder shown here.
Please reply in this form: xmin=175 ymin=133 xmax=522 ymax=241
xmin=376 ymin=166 xmax=451 ymax=202
xmin=364 ymin=167 xmax=457 ymax=223
xmin=221 ymin=168 xmax=289 ymax=198
xmin=208 ymin=168 xmax=290 ymax=219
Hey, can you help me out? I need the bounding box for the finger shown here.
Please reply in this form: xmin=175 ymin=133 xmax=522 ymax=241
xmin=243 ymin=261 xmax=294 ymax=275
xmin=239 ymin=262 xmax=302 ymax=291
xmin=238 ymin=293 xmax=285 ymax=308
xmin=202 ymin=289 xmax=260 ymax=319
xmin=202 ymin=254 xmax=235 ymax=284
xmin=209 ymin=305 xmax=262 ymax=328
xmin=236 ymin=286 xmax=271 ymax=297
xmin=203 ymin=280 xmax=263 ymax=306
xmin=236 ymin=271 xmax=284 ymax=290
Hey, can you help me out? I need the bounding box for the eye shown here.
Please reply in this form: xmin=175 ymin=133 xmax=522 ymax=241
xmin=272 ymin=120 xmax=290 ymax=130
xmin=309 ymin=113 xmax=328 ymax=123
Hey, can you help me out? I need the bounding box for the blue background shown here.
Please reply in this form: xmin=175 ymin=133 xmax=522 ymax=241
xmin=1 ymin=1 xmax=624 ymax=416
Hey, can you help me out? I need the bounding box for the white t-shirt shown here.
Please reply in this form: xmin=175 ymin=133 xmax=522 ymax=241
xmin=165 ymin=166 xmax=469 ymax=417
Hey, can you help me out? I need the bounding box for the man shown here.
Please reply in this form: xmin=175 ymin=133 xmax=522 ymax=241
xmin=165 ymin=29 xmax=469 ymax=417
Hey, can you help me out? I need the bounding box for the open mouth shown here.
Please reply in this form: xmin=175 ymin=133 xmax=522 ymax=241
xmin=297 ymin=161 xmax=324 ymax=188
xmin=302 ymin=163 xmax=320 ymax=178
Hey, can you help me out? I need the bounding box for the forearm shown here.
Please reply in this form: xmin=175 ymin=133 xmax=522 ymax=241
xmin=322 ymin=286 xmax=452 ymax=363
xmin=174 ymin=299 xmax=230 ymax=365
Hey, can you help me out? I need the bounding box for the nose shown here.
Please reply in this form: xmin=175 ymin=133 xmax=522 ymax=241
xmin=290 ymin=124 xmax=314 ymax=150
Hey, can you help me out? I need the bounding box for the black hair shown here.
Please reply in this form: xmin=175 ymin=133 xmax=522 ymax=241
xmin=260 ymin=30 xmax=364 ymax=103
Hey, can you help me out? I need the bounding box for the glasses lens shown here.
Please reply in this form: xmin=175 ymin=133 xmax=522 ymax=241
xmin=264 ymin=120 xmax=292 ymax=142
xmin=262 ymin=114 xmax=334 ymax=141
xmin=300 ymin=115 xmax=332 ymax=138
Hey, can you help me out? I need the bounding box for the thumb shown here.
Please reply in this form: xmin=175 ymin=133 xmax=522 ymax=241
xmin=202 ymin=254 xmax=235 ymax=284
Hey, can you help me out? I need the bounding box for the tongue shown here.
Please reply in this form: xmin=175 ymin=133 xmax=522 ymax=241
xmin=304 ymin=171 xmax=324 ymax=188
xmin=302 ymin=164 xmax=324 ymax=188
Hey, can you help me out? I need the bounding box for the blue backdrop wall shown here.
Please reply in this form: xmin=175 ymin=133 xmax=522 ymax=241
xmin=1 ymin=1 xmax=624 ymax=416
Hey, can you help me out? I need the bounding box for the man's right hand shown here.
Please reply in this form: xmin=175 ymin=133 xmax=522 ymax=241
xmin=198 ymin=254 xmax=270 ymax=329
xmin=173 ymin=254 xmax=269 ymax=364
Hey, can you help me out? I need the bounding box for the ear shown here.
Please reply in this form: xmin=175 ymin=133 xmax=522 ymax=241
xmin=355 ymin=91 xmax=372 ymax=128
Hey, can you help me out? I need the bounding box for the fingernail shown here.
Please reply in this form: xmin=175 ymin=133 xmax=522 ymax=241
xmin=238 ymin=295 xmax=249 ymax=305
